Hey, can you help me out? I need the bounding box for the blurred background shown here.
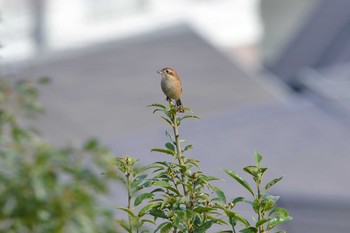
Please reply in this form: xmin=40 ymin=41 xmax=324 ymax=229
xmin=1 ymin=0 xmax=350 ymax=232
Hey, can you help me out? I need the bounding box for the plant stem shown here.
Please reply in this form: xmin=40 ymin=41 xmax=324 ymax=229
xmin=170 ymin=102 xmax=187 ymax=196
xmin=126 ymin=171 xmax=133 ymax=233
xmin=257 ymin=181 xmax=263 ymax=233
xmin=173 ymin=116 xmax=184 ymax=165
xmin=169 ymin=166 xmax=180 ymax=191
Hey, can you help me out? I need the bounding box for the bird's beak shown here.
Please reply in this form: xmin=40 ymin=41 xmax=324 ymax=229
xmin=157 ymin=70 xmax=163 ymax=74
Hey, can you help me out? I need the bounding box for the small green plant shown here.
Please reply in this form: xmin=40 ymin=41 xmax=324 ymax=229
xmin=146 ymin=102 xmax=226 ymax=233
xmin=115 ymin=157 xmax=154 ymax=233
xmin=116 ymin=100 xmax=292 ymax=233
xmin=222 ymin=151 xmax=292 ymax=233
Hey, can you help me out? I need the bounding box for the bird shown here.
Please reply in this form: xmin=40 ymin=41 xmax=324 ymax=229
xmin=157 ymin=67 xmax=184 ymax=112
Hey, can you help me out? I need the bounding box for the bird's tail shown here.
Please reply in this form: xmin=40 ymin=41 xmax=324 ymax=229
xmin=176 ymin=99 xmax=184 ymax=113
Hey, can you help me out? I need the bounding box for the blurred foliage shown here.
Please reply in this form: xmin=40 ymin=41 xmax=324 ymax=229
xmin=0 ymin=78 xmax=119 ymax=233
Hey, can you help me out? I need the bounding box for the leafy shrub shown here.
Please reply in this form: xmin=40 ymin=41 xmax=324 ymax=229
xmin=0 ymin=78 xmax=118 ymax=233
xmin=115 ymin=101 xmax=292 ymax=233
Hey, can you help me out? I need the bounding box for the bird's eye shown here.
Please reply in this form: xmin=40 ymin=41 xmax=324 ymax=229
xmin=165 ymin=69 xmax=170 ymax=74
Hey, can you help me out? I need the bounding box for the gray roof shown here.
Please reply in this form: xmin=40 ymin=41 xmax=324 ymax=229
xmin=7 ymin=24 xmax=350 ymax=232
xmin=267 ymin=0 xmax=350 ymax=129
xmin=268 ymin=0 xmax=350 ymax=84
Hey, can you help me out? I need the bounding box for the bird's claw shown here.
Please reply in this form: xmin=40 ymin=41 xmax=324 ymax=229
xmin=177 ymin=106 xmax=184 ymax=113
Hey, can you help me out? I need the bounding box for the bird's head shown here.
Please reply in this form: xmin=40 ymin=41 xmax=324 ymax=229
xmin=157 ymin=67 xmax=177 ymax=78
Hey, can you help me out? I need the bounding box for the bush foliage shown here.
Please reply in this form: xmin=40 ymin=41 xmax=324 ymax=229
xmin=0 ymin=78 xmax=118 ymax=233
xmin=115 ymin=101 xmax=292 ymax=233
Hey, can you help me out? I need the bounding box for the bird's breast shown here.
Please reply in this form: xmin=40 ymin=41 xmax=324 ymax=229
xmin=161 ymin=77 xmax=181 ymax=100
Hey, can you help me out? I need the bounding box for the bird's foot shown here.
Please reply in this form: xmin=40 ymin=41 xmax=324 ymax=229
xmin=177 ymin=105 xmax=184 ymax=113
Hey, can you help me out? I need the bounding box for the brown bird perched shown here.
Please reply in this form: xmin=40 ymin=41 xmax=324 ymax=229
xmin=157 ymin=67 xmax=184 ymax=112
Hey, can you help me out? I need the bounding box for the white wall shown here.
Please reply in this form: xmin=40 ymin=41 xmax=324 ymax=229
xmin=1 ymin=0 xmax=262 ymax=62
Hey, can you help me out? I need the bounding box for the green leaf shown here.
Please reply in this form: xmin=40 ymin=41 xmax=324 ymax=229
xmin=152 ymin=181 xmax=181 ymax=195
xmin=152 ymin=108 xmax=168 ymax=116
xmin=135 ymin=165 xmax=152 ymax=174
xmin=210 ymin=185 xmax=226 ymax=203
xmin=116 ymin=219 xmax=131 ymax=233
xmin=252 ymin=199 xmax=259 ymax=214
xmin=151 ymin=148 xmax=175 ymax=156
xmin=160 ymin=222 xmax=173 ymax=233
xmin=254 ymin=151 xmax=263 ymax=166
xmin=165 ymin=142 xmax=175 ymax=152
xmin=268 ymin=207 xmax=290 ymax=217
xmin=224 ymin=210 xmax=250 ymax=226
xmin=185 ymin=158 xmax=199 ymax=168
xmin=183 ymin=144 xmax=193 ymax=151
xmin=267 ymin=215 xmax=293 ymax=230
xmin=148 ymin=103 xmax=166 ymax=109
xmin=196 ymin=220 xmax=213 ymax=232
xmin=265 ymin=176 xmax=283 ymax=191
xmin=232 ymin=197 xmax=246 ymax=204
xmin=224 ymin=169 xmax=254 ymax=196
xmin=193 ymin=206 xmax=214 ymax=214
xmin=181 ymin=107 xmax=192 ymax=112
xmin=131 ymin=174 xmax=148 ymax=190
xmin=179 ymin=196 xmax=189 ymax=203
xmin=173 ymin=210 xmax=185 ymax=222
xmin=152 ymin=180 xmax=171 ymax=188
xmin=240 ymin=227 xmax=258 ymax=233
xmin=130 ymin=215 xmax=141 ymax=228
xmin=150 ymin=188 xmax=165 ymax=194
xmin=261 ymin=194 xmax=279 ymax=212
xmin=141 ymin=219 xmax=156 ymax=225
xmin=201 ymin=175 xmax=220 ymax=181
xmin=260 ymin=167 xmax=268 ymax=175
xmin=179 ymin=115 xmax=200 ymax=121
xmin=165 ymin=130 xmax=175 ymax=142
xmin=168 ymin=108 xmax=177 ymax=116
xmin=149 ymin=209 xmax=167 ymax=219
xmin=227 ymin=197 xmax=246 ymax=208
xmin=117 ymin=206 xmax=135 ymax=217
xmin=134 ymin=193 xmax=154 ymax=206
xmin=243 ymin=166 xmax=259 ymax=177
xmin=255 ymin=218 xmax=270 ymax=228
xmin=154 ymin=222 xmax=172 ymax=233
xmin=161 ymin=116 xmax=173 ymax=126
xmin=138 ymin=203 xmax=159 ymax=217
